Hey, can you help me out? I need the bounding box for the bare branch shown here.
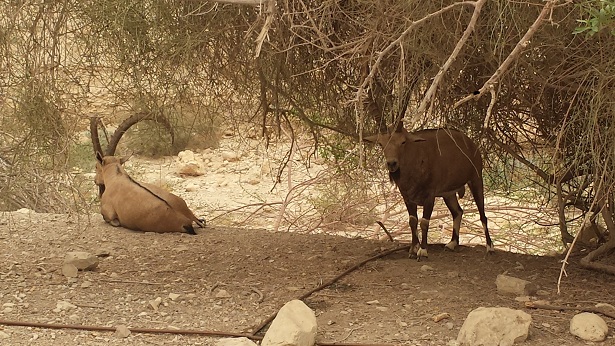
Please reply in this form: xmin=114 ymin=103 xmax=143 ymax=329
xmin=410 ymin=0 xmax=487 ymax=123
xmin=454 ymin=0 xmax=564 ymax=110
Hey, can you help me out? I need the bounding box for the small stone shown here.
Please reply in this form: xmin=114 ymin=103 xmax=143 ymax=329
xmin=54 ymin=300 xmax=77 ymax=312
xmin=221 ymin=151 xmax=240 ymax=162
xmin=445 ymin=322 xmax=455 ymax=330
xmin=64 ymin=252 xmax=99 ymax=271
xmin=80 ymin=281 xmax=92 ymax=289
xmin=495 ymin=274 xmax=537 ymax=296
xmin=178 ymin=163 xmax=204 ymax=177
xmin=216 ymin=337 xmax=258 ymax=346
xmin=375 ymin=306 xmax=389 ymax=312
xmin=433 ymin=313 xmax=450 ymax=322
xmin=168 ymin=293 xmax=180 ymax=301
xmin=366 ymin=300 xmax=380 ymax=305
xmin=185 ymin=183 xmax=199 ymax=192
xmin=0 ymin=331 xmax=10 ymax=339
xmin=115 ymin=325 xmax=131 ymax=338
xmin=596 ymin=303 xmax=615 ymax=312
xmin=215 ymin=290 xmax=232 ymax=299
xmin=149 ymin=297 xmax=162 ymax=311
xmin=61 ymin=264 xmax=79 ymax=278
xmin=421 ymin=265 xmax=435 ymax=272
xmin=447 ymin=271 xmax=460 ymax=278
xmin=514 ymin=296 xmax=531 ymax=302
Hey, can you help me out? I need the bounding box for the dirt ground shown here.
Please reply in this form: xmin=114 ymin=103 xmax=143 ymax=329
xmin=0 ymin=210 xmax=614 ymax=346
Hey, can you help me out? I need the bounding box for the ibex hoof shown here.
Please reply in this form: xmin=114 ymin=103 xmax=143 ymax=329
xmin=110 ymin=219 xmax=121 ymax=227
xmin=184 ymin=225 xmax=197 ymax=235
xmin=408 ymin=244 xmax=421 ymax=259
xmin=486 ymin=244 xmax=495 ymax=254
xmin=416 ymin=247 xmax=428 ymax=261
xmin=445 ymin=240 xmax=458 ymax=251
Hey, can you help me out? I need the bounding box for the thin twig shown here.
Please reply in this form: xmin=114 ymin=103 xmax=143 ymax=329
xmin=375 ymin=221 xmax=394 ymax=242
xmin=251 ymin=244 xmax=411 ymax=335
xmin=98 ymin=279 xmax=163 ymax=285
xmin=0 ymin=319 xmax=263 ymax=339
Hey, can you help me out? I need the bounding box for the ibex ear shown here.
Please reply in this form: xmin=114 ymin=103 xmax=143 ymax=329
xmin=406 ymin=133 xmax=426 ymax=142
xmin=363 ymin=134 xmax=381 ymax=143
xmin=95 ymin=151 xmax=104 ymax=163
xmin=119 ymin=156 xmax=130 ymax=165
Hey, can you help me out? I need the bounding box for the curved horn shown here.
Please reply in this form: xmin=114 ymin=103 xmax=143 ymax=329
xmin=90 ymin=115 xmax=104 ymax=156
xmin=106 ymin=112 xmax=175 ymax=156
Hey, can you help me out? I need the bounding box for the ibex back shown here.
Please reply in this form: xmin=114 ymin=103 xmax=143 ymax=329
xmin=95 ymin=153 xmax=204 ymax=234
xmin=365 ymin=126 xmax=493 ymax=259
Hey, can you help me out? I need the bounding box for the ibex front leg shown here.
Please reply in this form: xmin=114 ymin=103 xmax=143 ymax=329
xmin=403 ymin=198 xmax=420 ymax=258
xmin=417 ymin=199 xmax=435 ymax=260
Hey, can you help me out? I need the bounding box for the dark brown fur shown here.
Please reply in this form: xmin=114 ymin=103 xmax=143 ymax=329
xmin=365 ymin=127 xmax=493 ymax=259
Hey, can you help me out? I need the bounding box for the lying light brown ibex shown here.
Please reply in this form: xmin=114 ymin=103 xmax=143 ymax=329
xmin=91 ymin=115 xmax=205 ymax=234
xmin=365 ymin=121 xmax=493 ymax=259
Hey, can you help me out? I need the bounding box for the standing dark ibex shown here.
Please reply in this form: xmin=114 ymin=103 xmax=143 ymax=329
xmin=365 ymin=121 xmax=493 ymax=259
xmin=91 ymin=115 xmax=205 ymax=234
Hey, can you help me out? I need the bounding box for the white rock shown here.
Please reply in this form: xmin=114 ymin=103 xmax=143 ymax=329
xmin=149 ymin=297 xmax=162 ymax=311
xmin=216 ymin=337 xmax=258 ymax=346
xmin=178 ymin=162 xmax=204 ymax=177
xmin=457 ymin=307 xmax=531 ymax=346
xmin=569 ymin=312 xmax=608 ymax=342
xmin=596 ymin=303 xmax=615 ymax=312
xmin=64 ymin=252 xmax=99 ymax=270
xmin=421 ymin=265 xmax=435 ymax=272
xmin=168 ymin=293 xmax=181 ymax=301
xmin=177 ymin=150 xmax=196 ymax=163
xmin=61 ymin=263 xmax=78 ymax=278
xmin=221 ymin=151 xmax=240 ymax=162
xmin=262 ymin=300 xmax=317 ymax=346
xmin=495 ymin=274 xmax=537 ymax=296
xmin=54 ymin=300 xmax=77 ymax=312
xmin=115 ymin=325 xmax=131 ymax=338
xmin=0 ymin=331 xmax=9 ymax=339
xmin=215 ymin=290 xmax=232 ymax=299
xmin=185 ymin=183 xmax=200 ymax=192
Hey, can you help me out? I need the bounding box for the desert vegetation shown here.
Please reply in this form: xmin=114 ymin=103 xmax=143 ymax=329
xmin=0 ymin=0 xmax=614 ymax=273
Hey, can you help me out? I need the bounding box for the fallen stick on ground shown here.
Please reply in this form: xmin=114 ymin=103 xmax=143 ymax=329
xmin=251 ymin=244 xmax=411 ymax=335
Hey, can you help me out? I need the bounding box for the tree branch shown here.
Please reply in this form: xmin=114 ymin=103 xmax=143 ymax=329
xmin=454 ymin=0 xmax=563 ymax=110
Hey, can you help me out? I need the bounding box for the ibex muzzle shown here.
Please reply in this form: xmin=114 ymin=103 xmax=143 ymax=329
xmin=95 ymin=153 xmax=204 ymax=234
xmin=365 ymin=125 xmax=493 ymax=260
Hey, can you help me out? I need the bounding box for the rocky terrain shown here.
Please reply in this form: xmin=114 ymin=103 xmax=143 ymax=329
xmin=1 ymin=134 xmax=613 ymax=345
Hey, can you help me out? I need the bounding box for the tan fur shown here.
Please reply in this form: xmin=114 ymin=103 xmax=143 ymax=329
xmin=95 ymin=154 xmax=203 ymax=234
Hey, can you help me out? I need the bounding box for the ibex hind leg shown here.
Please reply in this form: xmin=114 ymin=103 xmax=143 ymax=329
xmin=183 ymin=225 xmax=197 ymax=235
xmin=468 ymin=178 xmax=494 ymax=254
xmin=443 ymin=194 xmax=463 ymax=251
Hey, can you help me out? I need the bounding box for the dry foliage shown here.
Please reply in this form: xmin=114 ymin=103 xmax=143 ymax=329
xmin=0 ymin=0 xmax=614 ymax=270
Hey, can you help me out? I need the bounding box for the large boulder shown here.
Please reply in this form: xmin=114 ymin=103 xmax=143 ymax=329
xmin=569 ymin=312 xmax=608 ymax=342
xmin=457 ymin=307 xmax=532 ymax=346
xmin=261 ymin=300 xmax=317 ymax=346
